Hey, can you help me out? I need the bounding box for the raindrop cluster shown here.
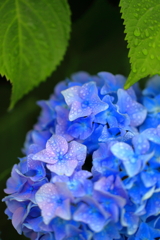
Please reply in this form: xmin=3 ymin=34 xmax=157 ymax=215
xmin=3 ymin=72 xmax=160 ymax=240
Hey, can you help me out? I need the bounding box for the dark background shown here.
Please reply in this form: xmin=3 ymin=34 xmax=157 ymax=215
xmin=0 ymin=0 xmax=130 ymax=239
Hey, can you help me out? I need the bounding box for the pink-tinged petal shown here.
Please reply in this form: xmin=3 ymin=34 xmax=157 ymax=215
xmin=35 ymin=183 xmax=59 ymax=224
xmin=74 ymin=170 xmax=92 ymax=181
xmin=35 ymin=183 xmax=72 ymax=224
xmin=47 ymin=160 xmax=78 ymax=176
xmin=94 ymin=176 xmax=114 ymax=192
xmin=7 ymin=200 xmax=22 ymax=213
xmin=61 ymin=86 xmax=81 ymax=106
xmin=111 ymin=142 xmax=134 ymax=161
xmin=55 ymin=182 xmax=74 ymax=199
xmin=55 ymin=199 xmax=71 ymax=220
xmin=32 ymin=149 xmax=58 ymax=164
xmin=69 ymin=101 xmax=92 ymax=121
xmin=32 ymin=135 xmax=68 ymax=164
xmin=46 ymin=135 xmax=68 ymax=155
xmin=12 ymin=207 xmax=26 ymax=234
xmin=67 ymin=141 xmax=87 ymax=168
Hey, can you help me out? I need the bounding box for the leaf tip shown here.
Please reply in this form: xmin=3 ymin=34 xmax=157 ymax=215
xmin=124 ymin=81 xmax=131 ymax=89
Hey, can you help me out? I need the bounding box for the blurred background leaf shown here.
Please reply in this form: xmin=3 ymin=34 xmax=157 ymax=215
xmin=0 ymin=0 xmax=129 ymax=239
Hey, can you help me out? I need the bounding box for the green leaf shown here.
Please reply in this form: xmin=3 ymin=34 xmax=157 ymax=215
xmin=120 ymin=0 xmax=160 ymax=88
xmin=0 ymin=0 xmax=71 ymax=109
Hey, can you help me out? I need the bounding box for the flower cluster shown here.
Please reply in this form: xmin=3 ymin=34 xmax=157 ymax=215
xmin=3 ymin=72 xmax=160 ymax=240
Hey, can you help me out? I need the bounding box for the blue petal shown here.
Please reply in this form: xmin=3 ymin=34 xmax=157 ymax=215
xmin=111 ymin=142 xmax=134 ymax=161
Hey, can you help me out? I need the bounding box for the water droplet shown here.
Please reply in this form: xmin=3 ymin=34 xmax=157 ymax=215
xmin=150 ymin=54 xmax=155 ymax=59
xmin=134 ymin=13 xmax=138 ymax=18
xmin=142 ymin=49 xmax=148 ymax=55
xmin=133 ymin=68 xmax=137 ymax=73
xmin=145 ymin=29 xmax=149 ymax=37
xmin=134 ymin=28 xmax=141 ymax=37
xmin=141 ymin=67 xmax=146 ymax=72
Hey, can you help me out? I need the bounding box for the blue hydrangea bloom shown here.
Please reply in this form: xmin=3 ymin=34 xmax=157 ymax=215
xmin=3 ymin=71 xmax=160 ymax=240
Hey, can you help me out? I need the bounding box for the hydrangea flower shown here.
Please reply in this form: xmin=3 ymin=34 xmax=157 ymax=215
xmin=3 ymin=71 xmax=160 ymax=240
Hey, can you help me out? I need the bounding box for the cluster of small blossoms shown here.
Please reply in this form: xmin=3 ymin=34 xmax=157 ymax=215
xmin=3 ymin=71 xmax=160 ymax=240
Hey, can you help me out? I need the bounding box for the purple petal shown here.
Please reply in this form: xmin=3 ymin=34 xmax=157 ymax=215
xmin=71 ymin=71 xmax=91 ymax=83
xmin=35 ymin=183 xmax=59 ymax=224
xmin=94 ymin=176 xmax=114 ymax=193
xmin=99 ymin=72 xmax=125 ymax=94
xmin=4 ymin=165 xmax=27 ymax=194
xmin=35 ymin=183 xmax=72 ymax=224
xmin=67 ymin=115 xmax=94 ymax=140
xmin=32 ymin=148 xmax=57 ymax=164
xmin=62 ymin=86 xmax=81 ymax=106
xmin=12 ymin=207 xmax=26 ymax=234
xmin=73 ymin=203 xmax=106 ymax=232
xmin=79 ymin=82 xmax=98 ymax=100
xmin=66 ymin=141 xmax=87 ymax=169
xmin=69 ymin=101 xmax=92 ymax=121
xmin=74 ymin=170 xmax=92 ymax=182
xmin=32 ymin=130 xmax=52 ymax=149
xmin=55 ymin=199 xmax=71 ymax=220
xmin=46 ymin=135 xmax=68 ymax=155
xmin=47 ymin=160 xmax=78 ymax=176
xmin=117 ymin=89 xmax=147 ymax=127
xmin=33 ymin=135 xmax=68 ymax=164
